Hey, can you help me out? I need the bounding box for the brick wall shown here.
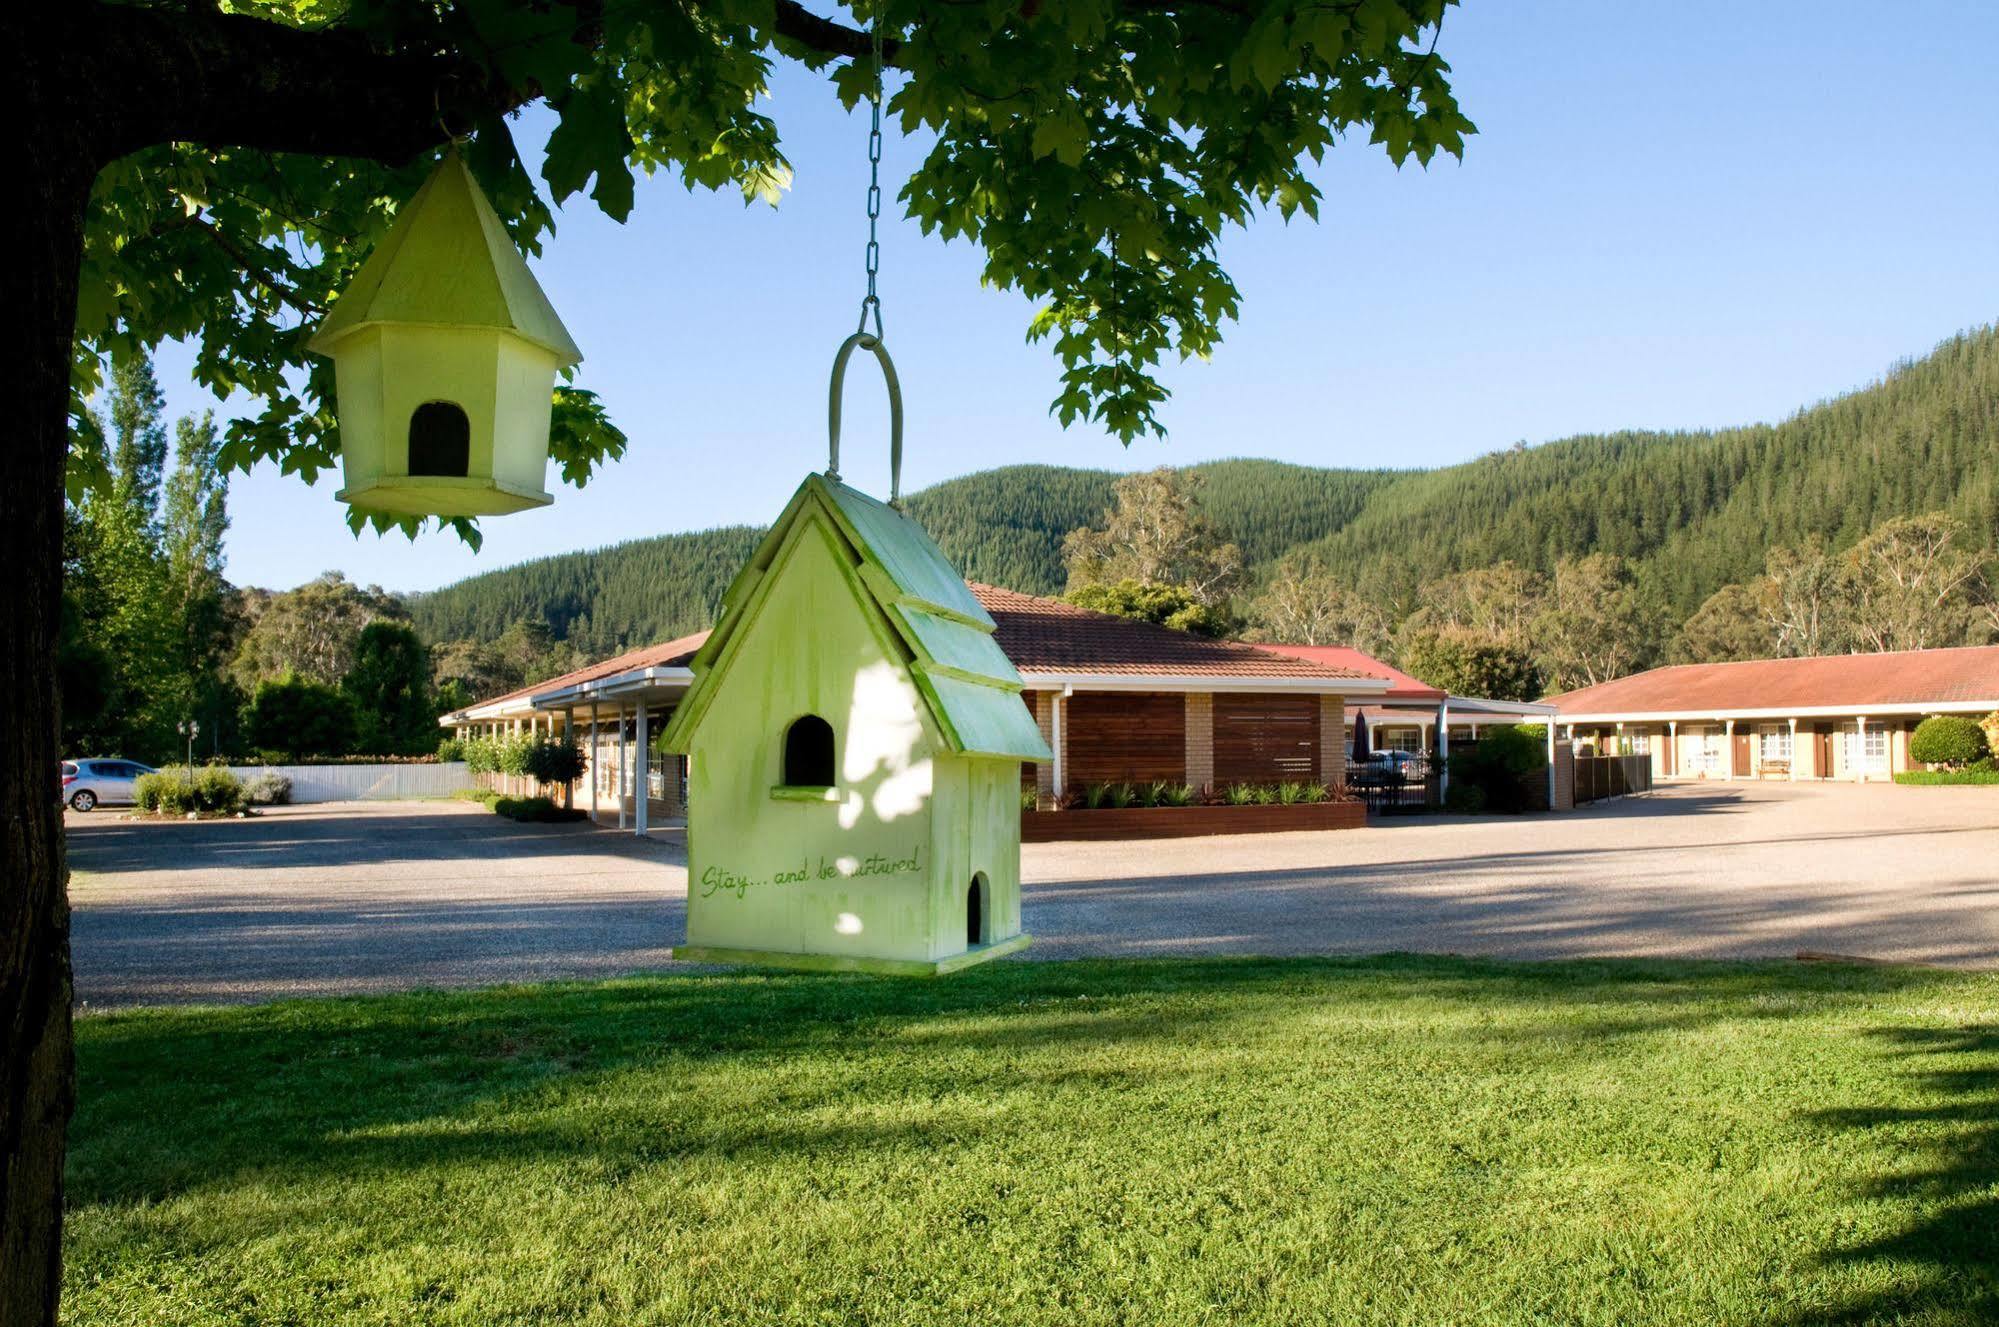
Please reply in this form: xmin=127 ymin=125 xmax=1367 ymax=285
xmin=1552 ymin=742 xmax=1575 ymax=811
xmin=1032 ymin=691 xmax=1056 ymax=807
xmin=1184 ymin=693 xmax=1215 ymax=793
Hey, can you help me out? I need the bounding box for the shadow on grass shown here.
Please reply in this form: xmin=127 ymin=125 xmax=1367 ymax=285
xmin=70 ymin=954 xmax=1961 ymax=1213
xmin=1788 ymin=1024 xmax=1999 ymax=1325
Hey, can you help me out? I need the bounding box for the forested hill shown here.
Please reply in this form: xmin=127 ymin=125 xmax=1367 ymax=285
xmin=406 ymin=459 xmax=1405 ymax=652
xmin=409 ymin=324 xmax=1999 ymax=654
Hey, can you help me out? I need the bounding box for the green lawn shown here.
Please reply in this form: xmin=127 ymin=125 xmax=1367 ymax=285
xmin=67 ymin=957 xmax=1999 ymax=1326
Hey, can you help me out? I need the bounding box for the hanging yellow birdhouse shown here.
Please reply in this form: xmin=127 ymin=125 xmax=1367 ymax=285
xmin=307 ymin=150 xmax=583 ymax=518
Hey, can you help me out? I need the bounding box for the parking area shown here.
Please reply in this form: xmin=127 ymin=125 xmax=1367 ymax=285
xmin=65 ymin=781 xmax=1999 ymax=1006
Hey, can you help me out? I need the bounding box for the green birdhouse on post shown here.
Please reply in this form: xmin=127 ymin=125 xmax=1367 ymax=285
xmin=661 ymin=472 xmax=1051 ymax=975
xmin=307 ymin=150 xmax=582 ymax=518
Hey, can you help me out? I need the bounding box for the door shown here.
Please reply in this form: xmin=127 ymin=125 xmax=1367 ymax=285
xmin=100 ymin=762 xmax=139 ymax=803
xmin=1813 ymin=725 xmax=1835 ymax=779
xmin=1731 ymin=731 xmax=1752 ymax=778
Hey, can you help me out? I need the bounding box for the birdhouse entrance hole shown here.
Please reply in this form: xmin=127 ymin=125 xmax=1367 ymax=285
xmin=408 ymin=401 xmax=472 ymax=477
xmin=782 ymin=715 xmax=835 ymax=788
xmin=967 ymin=873 xmax=988 ymax=947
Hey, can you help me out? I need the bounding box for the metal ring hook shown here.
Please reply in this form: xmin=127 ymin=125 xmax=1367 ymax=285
xmin=826 ymin=331 xmax=903 ymax=506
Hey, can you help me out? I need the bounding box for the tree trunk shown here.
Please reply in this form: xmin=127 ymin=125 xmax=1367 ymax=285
xmin=0 ymin=136 xmax=90 ymax=1327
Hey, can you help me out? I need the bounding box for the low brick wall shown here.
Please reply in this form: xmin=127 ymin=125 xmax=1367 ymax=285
xmin=1022 ymin=801 xmax=1366 ymax=842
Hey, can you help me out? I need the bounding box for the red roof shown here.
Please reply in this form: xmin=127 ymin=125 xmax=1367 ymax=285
xmin=1551 ymin=645 xmax=1999 ymax=716
xmin=1249 ymin=643 xmax=1445 ymax=700
xmin=460 ymin=631 xmax=709 ymax=713
xmin=968 ymin=584 xmax=1371 ymax=680
xmin=457 ymin=585 xmax=1375 ymax=714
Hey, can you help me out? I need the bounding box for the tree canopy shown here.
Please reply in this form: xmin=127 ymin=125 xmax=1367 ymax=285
xmin=70 ymin=0 xmax=1473 ymax=543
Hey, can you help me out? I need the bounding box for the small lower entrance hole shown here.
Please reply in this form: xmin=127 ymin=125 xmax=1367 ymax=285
xmin=967 ymin=872 xmax=988 ymax=948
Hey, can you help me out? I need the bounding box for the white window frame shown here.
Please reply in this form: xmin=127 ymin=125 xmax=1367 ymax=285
xmin=1759 ymin=723 xmax=1792 ymax=763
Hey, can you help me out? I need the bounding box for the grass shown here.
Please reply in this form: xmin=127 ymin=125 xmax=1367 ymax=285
xmin=66 ymin=956 xmax=1999 ymax=1326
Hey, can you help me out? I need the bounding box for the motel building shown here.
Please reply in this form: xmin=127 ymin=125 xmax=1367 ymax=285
xmin=1547 ymin=644 xmax=1999 ymax=783
xmin=442 ymin=584 xmax=1415 ymax=832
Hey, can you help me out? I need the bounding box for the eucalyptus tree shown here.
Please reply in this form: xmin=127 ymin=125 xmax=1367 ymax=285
xmin=6 ymin=3 xmax=1472 ymax=1320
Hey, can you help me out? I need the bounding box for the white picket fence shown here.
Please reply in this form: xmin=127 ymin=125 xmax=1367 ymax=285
xmin=224 ymin=762 xmax=473 ymax=804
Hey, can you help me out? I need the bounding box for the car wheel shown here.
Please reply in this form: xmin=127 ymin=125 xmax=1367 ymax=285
xmin=69 ymin=790 xmax=97 ymax=812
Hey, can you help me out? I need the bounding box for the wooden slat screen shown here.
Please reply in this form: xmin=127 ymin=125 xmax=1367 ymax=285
xmin=1214 ymin=693 xmax=1320 ymax=784
xmin=1065 ymin=692 xmax=1187 ymax=785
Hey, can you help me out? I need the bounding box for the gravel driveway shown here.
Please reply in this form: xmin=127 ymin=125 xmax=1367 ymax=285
xmin=66 ymin=782 xmax=1999 ymax=1006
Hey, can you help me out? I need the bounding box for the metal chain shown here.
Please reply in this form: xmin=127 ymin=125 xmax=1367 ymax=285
xmin=856 ymin=13 xmax=885 ymax=339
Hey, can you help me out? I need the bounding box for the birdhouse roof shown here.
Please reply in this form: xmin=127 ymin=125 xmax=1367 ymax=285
xmin=662 ymin=474 xmax=1052 ymax=762
xmin=307 ymin=151 xmax=582 ymax=364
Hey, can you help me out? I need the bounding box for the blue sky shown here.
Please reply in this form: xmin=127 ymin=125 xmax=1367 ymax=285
xmin=151 ymin=0 xmax=1999 ymax=594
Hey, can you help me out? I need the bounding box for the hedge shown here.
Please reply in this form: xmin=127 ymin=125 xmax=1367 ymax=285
xmin=1909 ymin=714 xmax=1989 ymax=767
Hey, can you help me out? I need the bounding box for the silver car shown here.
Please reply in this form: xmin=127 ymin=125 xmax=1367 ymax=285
xmin=60 ymin=759 xmax=156 ymax=811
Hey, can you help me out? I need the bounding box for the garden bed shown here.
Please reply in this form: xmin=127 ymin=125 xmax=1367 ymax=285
xmin=1022 ymin=800 xmax=1365 ymax=841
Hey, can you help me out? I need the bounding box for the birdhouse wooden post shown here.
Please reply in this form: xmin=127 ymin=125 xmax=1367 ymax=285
xmin=660 ymin=473 xmax=1051 ymax=974
xmin=307 ymin=151 xmax=582 ymax=518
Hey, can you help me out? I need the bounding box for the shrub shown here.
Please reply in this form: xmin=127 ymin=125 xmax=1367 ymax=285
xmin=1894 ymin=766 xmax=1999 ymax=786
xmin=192 ymin=766 xmax=247 ymax=813
xmin=436 ymin=737 xmax=467 ymax=763
xmin=490 ymin=795 xmax=587 ymax=823
xmin=522 ymin=738 xmax=587 ymax=788
xmin=134 ymin=768 xmax=247 ymax=816
xmin=1443 ymin=781 xmax=1488 ymax=814
xmin=1273 ymin=782 xmax=1327 ymax=805
xmin=133 ymin=772 xmax=186 ymax=814
xmin=1157 ymin=783 xmax=1196 ymax=807
xmin=244 ymin=772 xmax=292 ymax=806
xmin=1104 ymin=782 xmax=1138 ymax=809
xmin=1982 ymin=712 xmax=1999 ymax=759
xmin=1445 ymin=725 xmax=1547 ymax=814
xmin=1019 ymin=786 xmax=1040 ymax=812
xmin=243 ymin=675 xmax=359 ymax=760
xmin=1909 ymin=715 xmax=1988 ymax=768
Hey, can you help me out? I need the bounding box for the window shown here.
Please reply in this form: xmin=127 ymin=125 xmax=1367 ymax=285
xmin=407 ymin=401 xmax=471 ymax=477
xmin=1759 ymin=724 xmax=1792 ymax=762
xmin=1843 ymin=724 xmax=1888 ymax=772
xmin=1626 ymin=731 xmax=1650 ymax=756
xmin=1380 ymin=727 xmax=1423 ymax=754
xmin=781 ymin=715 xmax=835 ymax=787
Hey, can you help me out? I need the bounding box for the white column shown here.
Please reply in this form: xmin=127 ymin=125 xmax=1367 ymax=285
xmin=1667 ymin=720 xmax=1678 ymax=777
xmin=1052 ymin=687 xmax=1069 ymax=799
xmin=1855 ymin=715 xmax=1868 ymax=784
xmin=1724 ymin=719 xmax=1735 ymax=781
xmin=1436 ymin=700 xmax=1450 ymax=804
xmin=1788 ymin=718 xmax=1798 ymax=782
xmin=616 ymin=702 xmax=628 ymax=829
xmin=635 ymin=700 xmax=650 ymax=837
xmin=1545 ymin=718 xmax=1556 ymax=809
xmin=589 ymin=712 xmax=600 ymax=822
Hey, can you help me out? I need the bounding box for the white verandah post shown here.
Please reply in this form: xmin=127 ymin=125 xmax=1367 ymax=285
xmin=589 ymin=709 xmax=600 ymax=823
xmin=1788 ymin=718 xmax=1798 ymax=782
xmin=616 ymin=702 xmax=628 ymax=829
xmin=1436 ymin=699 xmax=1450 ymax=805
xmin=635 ymin=700 xmax=650 ymax=837
xmin=1724 ymin=718 xmax=1735 ymax=782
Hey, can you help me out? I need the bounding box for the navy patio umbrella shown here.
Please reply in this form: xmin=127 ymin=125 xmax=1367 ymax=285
xmin=1351 ymin=711 xmax=1372 ymax=762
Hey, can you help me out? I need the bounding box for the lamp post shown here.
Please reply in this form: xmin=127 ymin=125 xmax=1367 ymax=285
xmin=177 ymin=718 xmax=200 ymax=783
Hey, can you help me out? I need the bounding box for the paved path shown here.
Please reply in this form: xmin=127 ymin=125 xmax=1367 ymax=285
xmin=65 ymin=783 xmax=1999 ymax=1006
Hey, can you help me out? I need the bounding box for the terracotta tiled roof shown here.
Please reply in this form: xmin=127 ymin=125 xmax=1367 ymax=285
xmin=1249 ymin=643 xmax=1446 ymax=700
xmin=458 ymin=585 xmax=1376 ymax=714
xmin=1550 ymin=645 xmax=1999 ymax=716
xmin=456 ymin=631 xmax=708 ymax=714
xmin=967 ymin=583 xmax=1372 ymax=680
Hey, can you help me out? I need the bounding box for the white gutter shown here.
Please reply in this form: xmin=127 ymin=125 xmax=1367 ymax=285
xmin=531 ymin=665 xmax=695 ymax=710
xmin=1018 ymin=670 xmax=1391 ymax=695
xmin=1556 ymin=699 xmax=1999 ymax=724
